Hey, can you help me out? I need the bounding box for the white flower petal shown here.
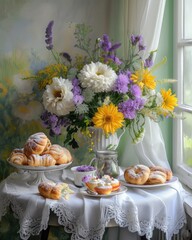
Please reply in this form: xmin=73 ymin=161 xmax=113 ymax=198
xmin=78 ymin=62 xmax=117 ymax=92
xmin=42 ymin=77 xmax=75 ymax=116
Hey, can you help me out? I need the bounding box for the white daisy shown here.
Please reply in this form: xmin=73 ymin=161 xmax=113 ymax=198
xmin=42 ymin=77 xmax=75 ymax=116
xmin=78 ymin=62 xmax=117 ymax=92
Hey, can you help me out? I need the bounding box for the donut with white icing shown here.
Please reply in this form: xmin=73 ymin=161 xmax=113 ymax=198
xmin=124 ymin=165 xmax=150 ymax=185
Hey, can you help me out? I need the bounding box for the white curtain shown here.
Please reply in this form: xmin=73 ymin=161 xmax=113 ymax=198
xmin=116 ymin=0 xmax=171 ymax=169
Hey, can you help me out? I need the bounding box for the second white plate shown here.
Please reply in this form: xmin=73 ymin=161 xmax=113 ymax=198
xmin=80 ymin=186 xmax=127 ymax=198
xmin=119 ymin=175 xmax=178 ymax=188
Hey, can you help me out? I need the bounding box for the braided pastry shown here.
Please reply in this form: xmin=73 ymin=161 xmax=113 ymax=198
xmin=9 ymin=151 xmax=28 ymax=165
xmin=44 ymin=144 xmax=72 ymax=164
xmin=24 ymin=132 xmax=51 ymax=157
xmin=27 ymin=154 xmax=56 ymax=167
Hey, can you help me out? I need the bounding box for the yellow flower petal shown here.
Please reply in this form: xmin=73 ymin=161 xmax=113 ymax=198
xmin=161 ymin=88 xmax=178 ymax=111
xmin=92 ymin=103 xmax=124 ymax=134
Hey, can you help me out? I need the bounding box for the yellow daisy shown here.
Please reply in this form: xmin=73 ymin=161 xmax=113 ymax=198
xmin=92 ymin=103 xmax=124 ymax=134
xmin=161 ymin=88 xmax=178 ymax=111
xmin=131 ymin=69 xmax=156 ymax=90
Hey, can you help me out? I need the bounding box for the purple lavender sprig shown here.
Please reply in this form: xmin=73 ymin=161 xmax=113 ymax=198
xmin=45 ymin=20 xmax=54 ymax=50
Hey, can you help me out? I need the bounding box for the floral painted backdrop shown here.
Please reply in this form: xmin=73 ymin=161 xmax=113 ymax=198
xmin=0 ymin=0 xmax=111 ymax=238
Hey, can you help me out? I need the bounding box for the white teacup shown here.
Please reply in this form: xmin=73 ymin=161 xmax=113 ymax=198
xmin=71 ymin=165 xmax=97 ymax=187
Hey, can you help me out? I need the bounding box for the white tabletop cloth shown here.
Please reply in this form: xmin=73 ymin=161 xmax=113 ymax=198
xmin=0 ymin=169 xmax=187 ymax=240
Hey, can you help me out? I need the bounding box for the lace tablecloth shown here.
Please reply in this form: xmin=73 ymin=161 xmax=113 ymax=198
xmin=0 ymin=169 xmax=187 ymax=240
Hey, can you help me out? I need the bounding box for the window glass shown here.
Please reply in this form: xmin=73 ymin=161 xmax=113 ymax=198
xmin=183 ymin=46 xmax=192 ymax=106
xmin=183 ymin=112 xmax=192 ymax=167
xmin=184 ymin=0 xmax=192 ymax=38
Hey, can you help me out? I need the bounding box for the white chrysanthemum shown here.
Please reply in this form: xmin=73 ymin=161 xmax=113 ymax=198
xmin=78 ymin=62 xmax=117 ymax=92
xmin=43 ymin=77 xmax=75 ymax=116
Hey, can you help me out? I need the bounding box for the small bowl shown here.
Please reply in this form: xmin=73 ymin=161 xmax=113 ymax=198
xmin=71 ymin=165 xmax=97 ymax=187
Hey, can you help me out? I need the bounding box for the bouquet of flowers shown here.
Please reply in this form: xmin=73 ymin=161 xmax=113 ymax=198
xmin=30 ymin=20 xmax=177 ymax=149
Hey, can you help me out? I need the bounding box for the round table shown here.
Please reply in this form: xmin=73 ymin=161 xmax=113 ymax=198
xmin=0 ymin=168 xmax=187 ymax=240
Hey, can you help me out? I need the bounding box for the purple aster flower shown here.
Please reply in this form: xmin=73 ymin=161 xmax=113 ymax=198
xmin=114 ymin=73 xmax=129 ymax=93
xmin=118 ymin=100 xmax=137 ymax=119
xmin=45 ymin=20 xmax=54 ymax=50
xmin=131 ymin=34 xmax=142 ymax=45
xmin=133 ymin=98 xmax=145 ymax=110
xmin=118 ymin=98 xmax=145 ymax=119
xmin=73 ymin=95 xmax=84 ymax=105
xmin=130 ymin=84 xmax=142 ymax=98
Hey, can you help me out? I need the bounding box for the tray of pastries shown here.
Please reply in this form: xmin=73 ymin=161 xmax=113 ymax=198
xmin=7 ymin=132 xmax=73 ymax=172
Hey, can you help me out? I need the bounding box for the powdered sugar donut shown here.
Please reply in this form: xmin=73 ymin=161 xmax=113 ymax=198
xmin=124 ymin=165 xmax=150 ymax=185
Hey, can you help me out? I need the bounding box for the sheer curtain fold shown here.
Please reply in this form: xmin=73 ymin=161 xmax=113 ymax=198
xmin=118 ymin=0 xmax=170 ymax=169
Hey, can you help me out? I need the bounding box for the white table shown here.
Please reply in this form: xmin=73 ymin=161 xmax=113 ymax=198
xmin=0 ymin=169 xmax=187 ymax=240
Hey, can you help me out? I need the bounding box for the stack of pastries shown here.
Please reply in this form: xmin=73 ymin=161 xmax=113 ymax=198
xmin=8 ymin=132 xmax=73 ymax=167
xmin=124 ymin=164 xmax=173 ymax=185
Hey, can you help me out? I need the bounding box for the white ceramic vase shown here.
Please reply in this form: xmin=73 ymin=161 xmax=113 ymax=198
xmin=88 ymin=127 xmax=125 ymax=152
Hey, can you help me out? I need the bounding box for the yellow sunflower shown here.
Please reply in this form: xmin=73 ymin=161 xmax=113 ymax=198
xmin=131 ymin=69 xmax=156 ymax=90
xmin=161 ymin=88 xmax=178 ymax=111
xmin=92 ymin=103 xmax=124 ymax=134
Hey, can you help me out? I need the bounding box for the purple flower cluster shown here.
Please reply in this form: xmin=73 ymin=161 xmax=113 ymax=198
xmin=113 ymin=72 xmax=131 ymax=94
xmin=76 ymin=165 xmax=96 ymax=172
xmin=118 ymin=98 xmax=145 ymax=119
xmin=100 ymin=34 xmax=122 ymax=65
xmin=72 ymin=78 xmax=84 ymax=105
xmin=144 ymin=51 xmax=155 ymax=68
xmin=45 ymin=20 xmax=54 ymax=50
xmin=130 ymin=34 xmax=146 ymax=51
xmin=41 ymin=111 xmax=71 ymax=136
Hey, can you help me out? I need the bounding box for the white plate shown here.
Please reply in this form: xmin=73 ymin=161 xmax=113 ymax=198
xmin=119 ymin=175 xmax=178 ymax=188
xmin=80 ymin=186 xmax=127 ymax=198
xmin=7 ymin=159 xmax=72 ymax=172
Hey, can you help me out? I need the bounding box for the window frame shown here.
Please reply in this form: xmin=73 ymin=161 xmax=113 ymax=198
xmin=173 ymin=0 xmax=192 ymax=189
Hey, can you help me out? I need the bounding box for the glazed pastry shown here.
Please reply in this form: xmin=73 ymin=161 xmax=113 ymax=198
xmin=24 ymin=132 xmax=51 ymax=157
xmin=27 ymin=154 xmax=56 ymax=167
xmin=124 ymin=165 xmax=150 ymax=185
xmin=38 ymin=182 xmax=62 ymax=200
xmin=44 ymin=144 xmax=72 ymax=164
xmin=9 ymin=152 xmax=28 ymax=165
xmin=149 ymin=166 xmax=173 ymax=181
xmin=146 ymin=170 xmax=167 ymax=185
xmin=38 ymin=182 xmax=74 ymax=200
